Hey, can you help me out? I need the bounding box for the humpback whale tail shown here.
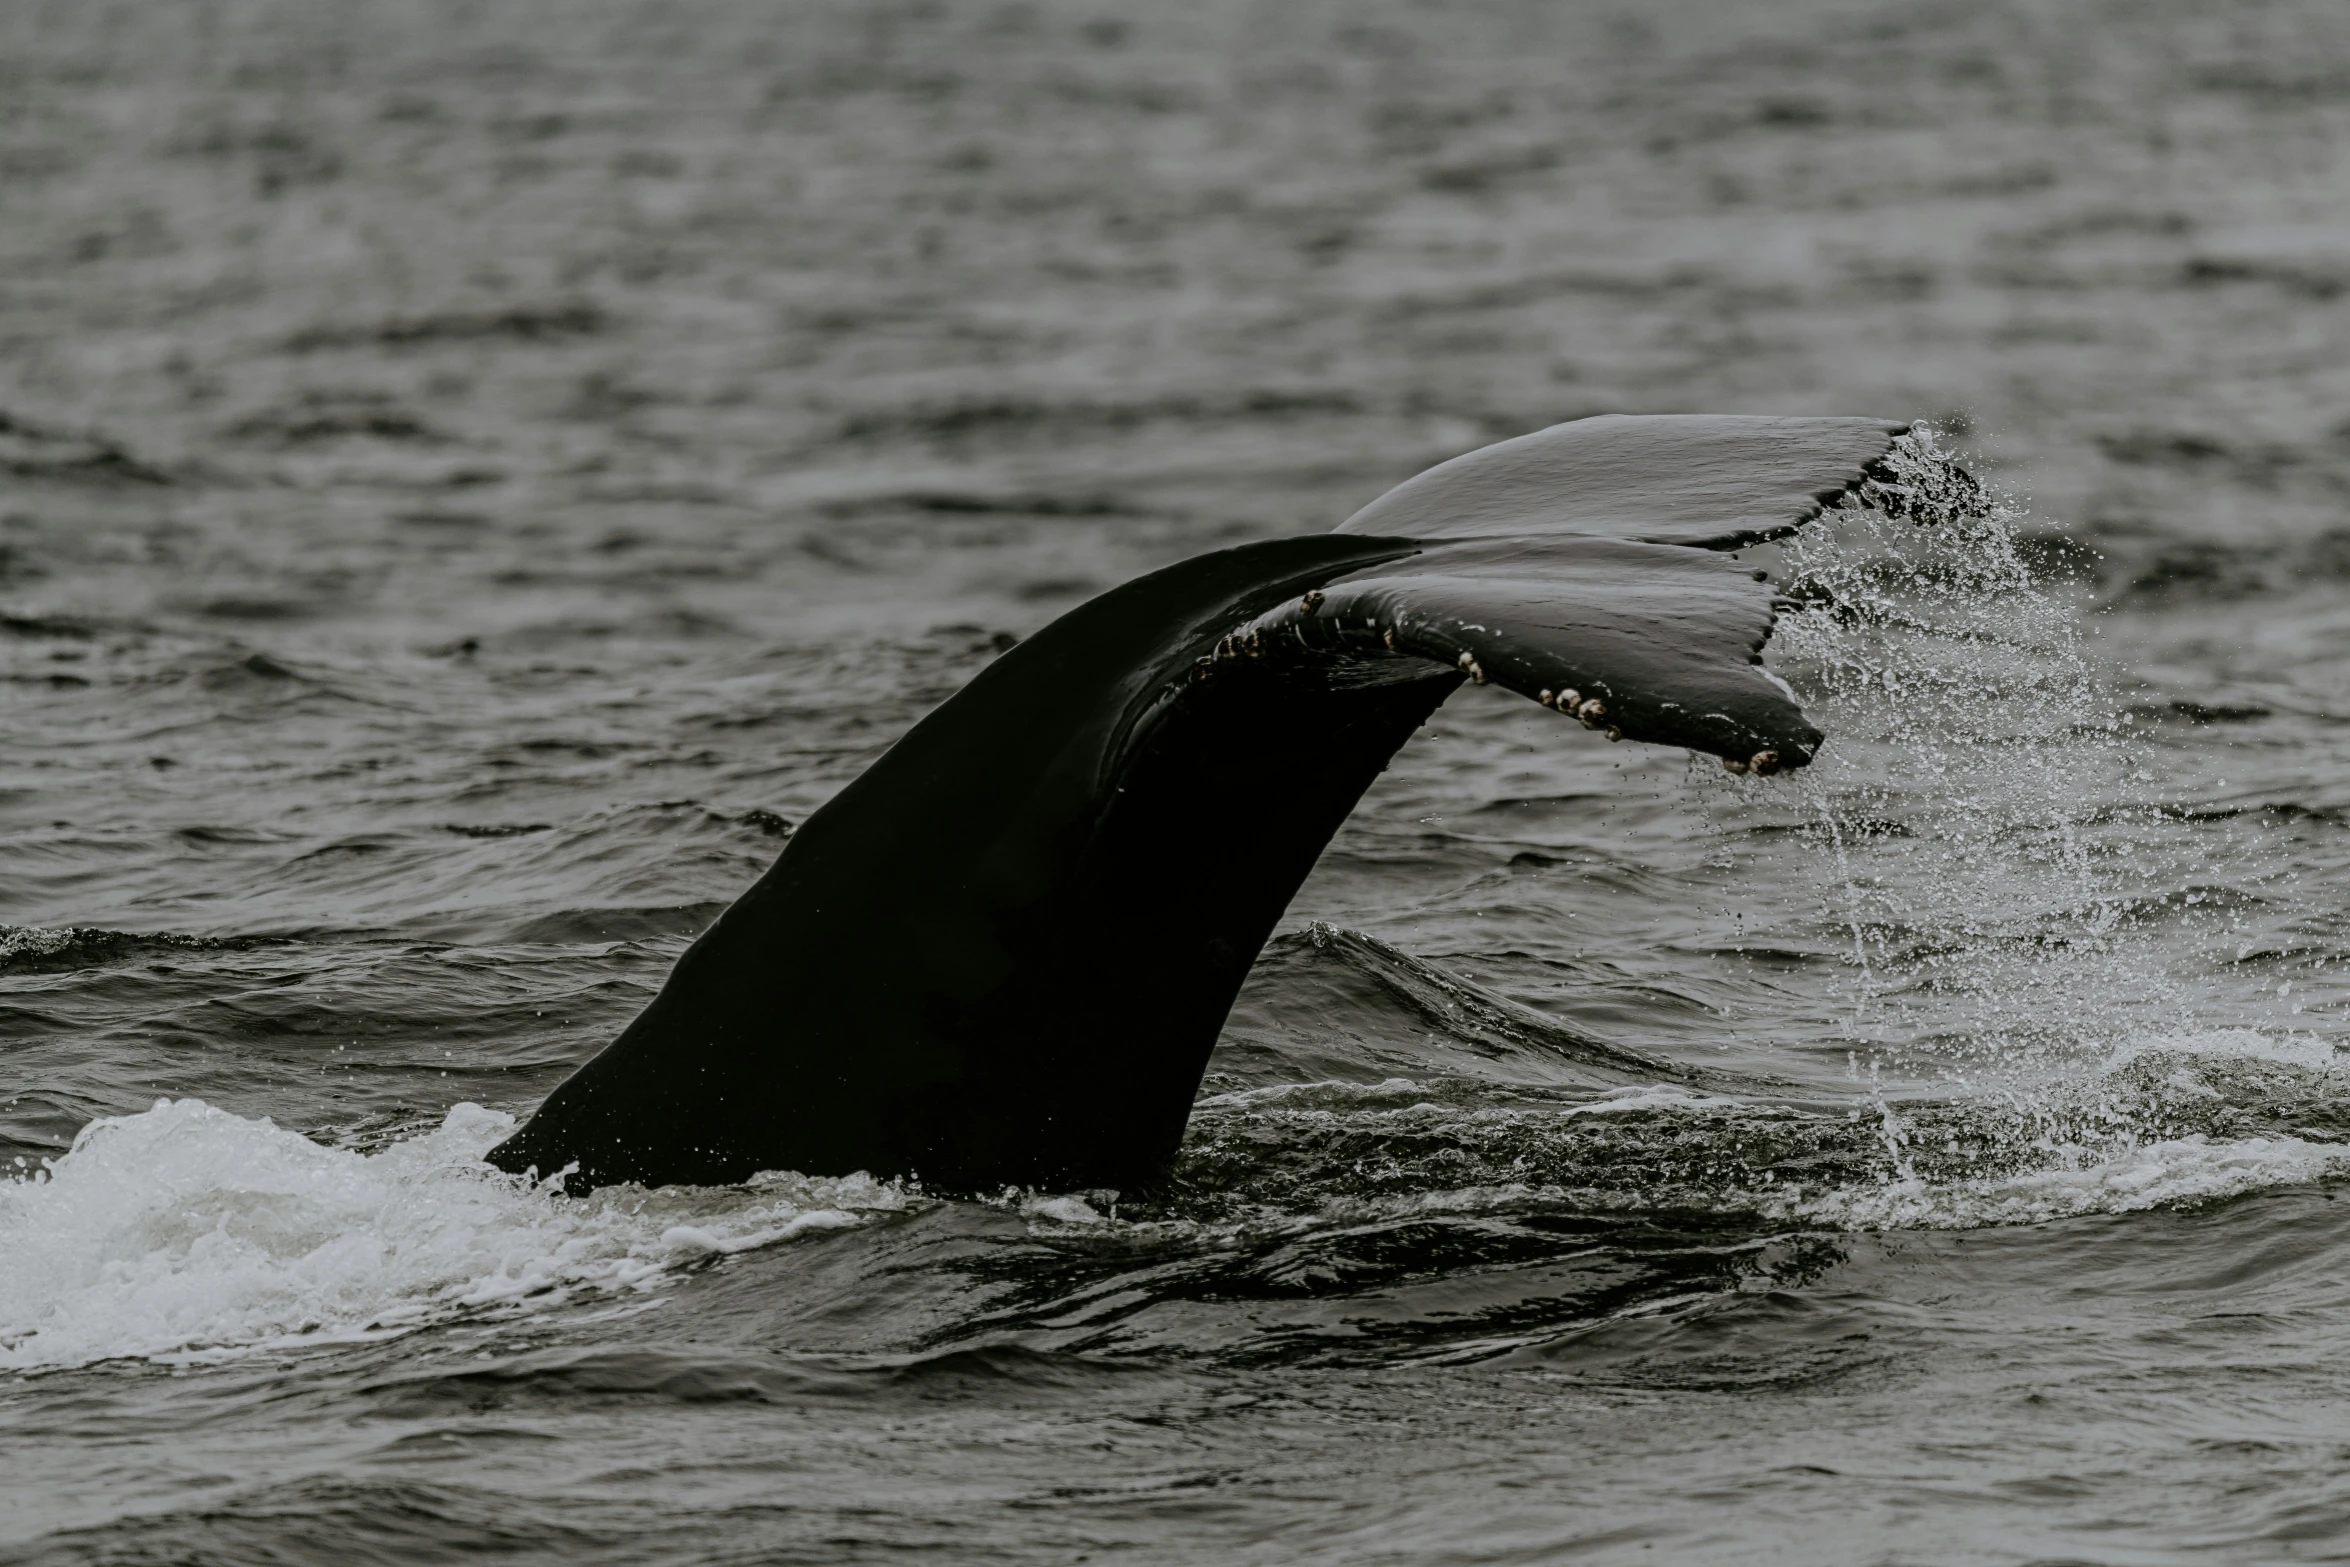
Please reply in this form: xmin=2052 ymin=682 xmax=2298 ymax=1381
xmin=487 ymin=414 xmax=1958 ymax=1194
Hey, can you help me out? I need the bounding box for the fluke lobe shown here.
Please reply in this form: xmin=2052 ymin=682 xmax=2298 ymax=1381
xmin=488 ymin=414 xmax=1915 ymax=1194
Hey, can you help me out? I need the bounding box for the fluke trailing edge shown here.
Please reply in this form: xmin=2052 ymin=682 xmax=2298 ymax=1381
xmin=487 ymin=414 xmax=1946 ymax=1194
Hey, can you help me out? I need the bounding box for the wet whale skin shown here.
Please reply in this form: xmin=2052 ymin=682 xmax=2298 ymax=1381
xmin=487 ymin=414 xmax=1907 ymax=1192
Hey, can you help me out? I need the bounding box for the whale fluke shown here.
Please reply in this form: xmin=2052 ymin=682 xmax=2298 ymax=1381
xmin=1335 ymin=411 xmax=1908 ymax=548
xmin=487 ymin=415 xmax=1914 ymax=1194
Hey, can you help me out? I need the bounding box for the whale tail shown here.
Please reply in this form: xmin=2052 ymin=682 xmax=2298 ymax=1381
xmin=487 ymin=414 xmax=1935 ymax=1193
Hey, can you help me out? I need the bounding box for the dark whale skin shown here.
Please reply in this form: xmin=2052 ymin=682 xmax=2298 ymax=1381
xmin=486 ymin=414 xmax=1908 ymax=1193
xmin=488 ymin=532 xmax=1441 ymax=1192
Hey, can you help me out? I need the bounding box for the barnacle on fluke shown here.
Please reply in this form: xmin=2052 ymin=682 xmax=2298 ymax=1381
xmin=489 ymin=415 xmax=1974 ymax=1195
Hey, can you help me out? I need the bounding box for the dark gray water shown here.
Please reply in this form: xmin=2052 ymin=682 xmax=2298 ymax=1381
xmin=9 ymin=2 xmax=2350 ymax=1561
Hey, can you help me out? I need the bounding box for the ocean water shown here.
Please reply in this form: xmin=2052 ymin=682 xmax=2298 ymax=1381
xmin=8 ymin=2 xmax=2350 ymax=1562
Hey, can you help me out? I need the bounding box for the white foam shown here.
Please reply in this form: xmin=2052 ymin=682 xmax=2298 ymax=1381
xmin=0 ymin=926 xmax=84 ymax=963
xmin=2102 ymin=1027 xmax=2344 ymax=1074
xmin=1560 ymin=1084 xmax=1744 ymax=1116
xmin=0 ymin=1098 xmax=910 ymax=1372
xmin=1020 ymin=1193 xmax=1110 ymax=1225
xmin=1786 ymin=1133 xmax=2350 ymax=1231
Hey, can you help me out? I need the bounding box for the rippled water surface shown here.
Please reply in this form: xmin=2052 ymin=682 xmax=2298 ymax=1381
xmin=11 ymin=3 xmax=2350 ymax=1562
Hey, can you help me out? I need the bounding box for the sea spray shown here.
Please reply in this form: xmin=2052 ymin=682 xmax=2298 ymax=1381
xmin=1751 ymin=430 xmax=2252 ymax=1060
xmin=1709 ymin=425 xmax=2321 ymax=1187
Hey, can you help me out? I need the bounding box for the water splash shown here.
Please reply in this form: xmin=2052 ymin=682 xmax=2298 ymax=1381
xmin=1686 ymin=425 xmax=2333 ymax=1206
xmin=1762 ymin=426 xmax=2274 ymax=1072
xmin=0 ymin=1098 xmax=913 ymax=1372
